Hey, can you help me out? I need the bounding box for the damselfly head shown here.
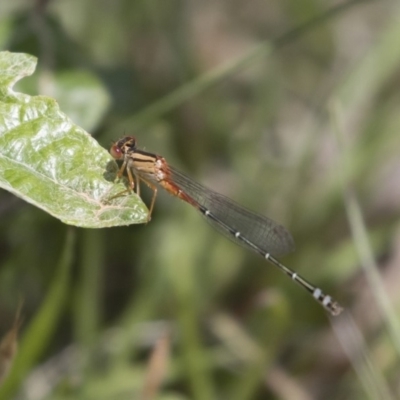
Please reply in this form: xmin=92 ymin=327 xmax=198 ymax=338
xmin=110 ymin=136 xmax=137 ymax=159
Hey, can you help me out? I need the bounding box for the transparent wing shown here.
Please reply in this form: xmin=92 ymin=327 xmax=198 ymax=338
xmin=168 ymin=166 xmax=295 ymax=257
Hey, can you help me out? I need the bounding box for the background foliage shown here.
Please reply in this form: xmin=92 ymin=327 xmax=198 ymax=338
xmin=1 ymin=0 xmax=400 ymax=399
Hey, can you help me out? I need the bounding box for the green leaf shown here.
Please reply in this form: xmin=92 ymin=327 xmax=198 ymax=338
xmin=0 ymin=51 xmax=148 ymax=227
xmin=51 ymin=70 xmax=111 ymax=132
xmin=15 ymin=69 xmax=111 ymax=132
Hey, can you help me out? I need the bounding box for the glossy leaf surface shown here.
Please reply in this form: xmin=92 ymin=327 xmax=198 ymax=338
xmin=0 ymin=51 xmax=147 ymax=227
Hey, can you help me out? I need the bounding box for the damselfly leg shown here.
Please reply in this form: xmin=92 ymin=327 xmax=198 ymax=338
xmin=109 ymin=153 xmax=158 ymax=222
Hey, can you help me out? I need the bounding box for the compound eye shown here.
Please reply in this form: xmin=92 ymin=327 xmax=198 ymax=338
xmin=110 ymin=144 xmax=123 ymax=159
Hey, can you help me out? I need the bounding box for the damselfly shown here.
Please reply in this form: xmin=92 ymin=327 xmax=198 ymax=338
xmin=110 ymin=136 xmax=343 ymax=316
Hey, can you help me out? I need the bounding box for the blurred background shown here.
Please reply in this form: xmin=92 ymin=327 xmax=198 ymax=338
xmin=1 ymin=0 xmax=400 ymax=399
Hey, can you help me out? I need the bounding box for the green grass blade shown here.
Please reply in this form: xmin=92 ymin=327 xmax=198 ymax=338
xmin=117 ymin=0 xmax=370 ymax=132
xmin=0 ymin=229 xmax=75 ymax=399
